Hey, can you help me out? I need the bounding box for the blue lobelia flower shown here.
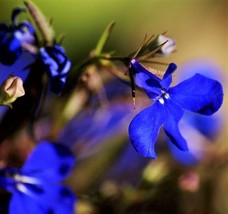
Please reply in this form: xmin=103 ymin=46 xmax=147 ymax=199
xmin=0 ymin=7 xmax=35 ymax=66
xmin=0 ymin=141 xmax=76 ymax=214
xmin=128 ymin=59 xmax=223 ymax=158
xmin=40 ymin=45 xmax=71 ymax=95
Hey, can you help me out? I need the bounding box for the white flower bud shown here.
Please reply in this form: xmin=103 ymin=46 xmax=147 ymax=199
xmin=155 ymin=35 xmax=176 ymax=57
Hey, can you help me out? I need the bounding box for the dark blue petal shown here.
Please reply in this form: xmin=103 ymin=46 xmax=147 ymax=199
xmin=0 ymin=35 xmax=22 ymax=65
xmin=34 ymin=183 xmax=75 ymax=214
xmin=8 ymin=36 xmax=21 ymax=52
xmin=53 ymin=186 xmax=76 ymax=214
xmin=0 ymin=24 xmax=9 ymax=33
xmin=130 ymin=59 xmax=162 ymax=98
xmin=22 ymin=141 xmax=75 ymax=181
xmin=129 ymin=101 xmax=166 ymax=158
xmin=10 ymin=193 xmax=43 ymax=214
xmin=163 ymin=99 xmax=188 ymax=151
xmin=169 ymin=73 xmax=223 ymax=115
xmin=40 ymin=45 xmax=71 ymax=95
xmin=9 ymin=185 xmax=76 ymax=214
xmin=160 ymin=63 xmax=176 ymax=90
xmin=0 ymin=174 xmax=17 ymax=193
xmin=17 ymin=21 xmax=35 ymax=35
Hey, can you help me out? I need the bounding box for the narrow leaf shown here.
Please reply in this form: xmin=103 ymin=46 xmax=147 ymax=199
xmin=138 ymin=40 xmax=168 ymax=61
xmin=94 ymin=21 xmax=115 ymax=56
xmin=24 ymin=0 xmax=55 ymax=46
xmin=132 ymin=34 xmax=148 ymax=59
xmin=11 ymin=7 xmax=26 ymax=25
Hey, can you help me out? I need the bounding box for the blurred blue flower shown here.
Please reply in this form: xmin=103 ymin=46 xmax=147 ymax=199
xmin=128 ymin=59 xmax=223 ymax=158
xmin=0 ymin=8 xmax=35 ymax=66
xmin=0 ymin=141 xmax=76 ymax=214
xmin=179 ymin=60 xmax=224 ymax=139
xmin=40 ymin=45 xmax=71 ymax=95
xmin=168 ymin=120 xmax=207 ymax=166
xmin=168 ymin=60 xmax=225 ymax=166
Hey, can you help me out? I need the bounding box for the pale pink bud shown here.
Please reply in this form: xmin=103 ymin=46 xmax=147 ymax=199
xmin=0 ymin=75 xmax=25 ymax=108
xmin=179 ymin=171 xmax=200 ymax=192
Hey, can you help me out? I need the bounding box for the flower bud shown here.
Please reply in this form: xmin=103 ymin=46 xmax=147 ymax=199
xmin=155 ymin=34 xmax=176 ymax=57
xmin=0 ymin=75 xmax=25 ymax=107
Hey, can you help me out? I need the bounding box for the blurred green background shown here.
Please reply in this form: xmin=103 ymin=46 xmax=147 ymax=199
xmin=1 ymin=0 xmax=227 ymax=111
xmin=0 ymin=0 xmax=227 ymax=65
xmin=0 ymin=0 xmax=227 ymax=104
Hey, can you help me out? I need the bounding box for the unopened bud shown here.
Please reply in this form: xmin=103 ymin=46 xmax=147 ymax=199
xmin=155 ymin=35 xmax=176 ymax=57
xmin=0 ymin=75 xmax=25 ymax=107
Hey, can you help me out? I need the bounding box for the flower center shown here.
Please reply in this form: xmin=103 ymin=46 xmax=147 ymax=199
xmin=157 ymin=90 xmax=170 ymax=105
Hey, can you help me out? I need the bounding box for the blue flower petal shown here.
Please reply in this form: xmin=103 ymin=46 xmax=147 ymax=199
xmin=163 ymin=99 xmax=188 ymax=151
xmin=129 ymin=101 xmax=165 ymax=158
xmin=10 ymin=193 xmax=42 ymax=214
xmin=130 ymin=59 xmax=161 ymax=98
xmin=54 ymin=186 xmax=76 ymax=214
xmin=0 ymin=24 xmax=8 ymax=32
xmin=169 ymin=73 xmax=223 ymax=115
xmin=0 ymin=168 xmax=19 ymax=192
xmin=183 ymin=112 xmax=223 ymax=139
xmin=18 ymin=21 xmax=35 ymax=35
xmin=22 ymin=141 xmax=75 ymax=181
xmin=160 ymin=63 xmax=176 ymax=90
xmin=10 ymin=185 xmax=76 ymax=214
xmin=168 ymin=140 xmax=198 ymax=166
xmin=40 ymin=45 xmax=71 ymax=95
xmin=0 ymin=35 xmax=22 ymax=65
xmin=38 ymin=184 xmax=75 ymax=214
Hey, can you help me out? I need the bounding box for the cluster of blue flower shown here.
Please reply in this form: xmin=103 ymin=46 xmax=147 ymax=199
xmin=0 ymin=6 xmax=71 ymax=96
xmin=0 ymin=4 xmax=76 ymax=213
xmin=0 ymin=1 xmax=224 ymax=214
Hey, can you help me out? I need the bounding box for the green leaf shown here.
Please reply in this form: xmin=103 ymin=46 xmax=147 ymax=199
xmin=24 ymin=0 xmax=55 ymax=46
xmin=94 ymin=21 xmax=115 ymax=56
